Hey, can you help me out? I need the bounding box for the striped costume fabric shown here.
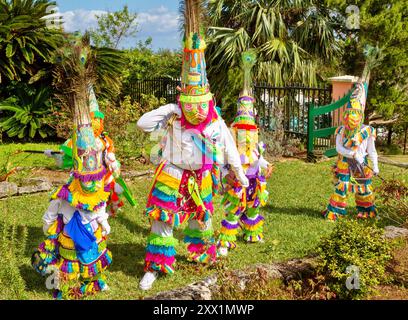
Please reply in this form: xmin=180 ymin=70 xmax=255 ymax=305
xmin=143 ymin=161 xmax=219 ymax=275
xmin=32 ymin=214 xmax=112 ymax=299
xmin=323 ymin=126 xmax=377 ymax=220
xmin=218 ymin=172 xmax=268 ymax=248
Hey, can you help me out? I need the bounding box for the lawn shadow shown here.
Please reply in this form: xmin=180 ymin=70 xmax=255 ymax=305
xmin=19 ymin=264 xmax=50 ymax=295
xmin=115 ymin=214 xmax=150 ymax=237
xmin=108 ymin=243 xmax=146 ymax=277
xmin=25 ymin=226 xmax=44 ymax=256
xmin=263 ymin=204 xmax=324 ymax=219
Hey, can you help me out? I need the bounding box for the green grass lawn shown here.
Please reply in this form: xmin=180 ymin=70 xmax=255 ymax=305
xmin=1 ymin=143 xmax=407 ymax=300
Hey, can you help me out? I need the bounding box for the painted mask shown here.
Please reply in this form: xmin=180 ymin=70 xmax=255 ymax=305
xmin=179 ymin=93 xmax=212 ymax=125
xmin=73 ymin=125 xmax=104 ymax=193
xmin=344 ymin=109 xmax=363 ymax=130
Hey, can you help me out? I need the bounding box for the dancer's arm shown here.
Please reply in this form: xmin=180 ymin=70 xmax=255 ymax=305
xmin=42 ymin=199 xmax=61 ymax=234
xmin=220 ymin=120 xmax=249 ymax=187
xmin=259 ymin=155 xmax=270 ymax=169
xmin=336 ymin=134 xmax=356 ymax=159
xmin=96 ymin=211 xmax=111 ymax=236
xmin=367 ymin=135 xmax=379 ymax=174
xmin=103 ymin=135 xmax=121 ymax=178
xmin=137 ymin=103 xmax=181 ymax=133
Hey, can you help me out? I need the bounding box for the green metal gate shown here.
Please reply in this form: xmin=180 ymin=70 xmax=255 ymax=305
xmin=307 ymin=87 xmax=354 ymax=160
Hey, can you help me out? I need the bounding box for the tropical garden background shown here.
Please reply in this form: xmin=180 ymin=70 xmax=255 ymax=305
xmin=0 ymin=0 xmax=407 ymax=300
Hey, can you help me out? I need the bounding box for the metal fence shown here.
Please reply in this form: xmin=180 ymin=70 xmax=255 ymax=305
xmin=126 ymin=78 xmax=332 ymax=138
xmin=254 ymin=83 xmax=332 ymax=136
xmin=124 ymin=77 xmax=181 ymax=104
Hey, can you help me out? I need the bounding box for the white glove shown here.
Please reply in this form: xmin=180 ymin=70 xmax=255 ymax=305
xmin=100 ymin=220 xmax=111 ymax=236
xmin=236 ymin=170 xmax=249 ymax=188
xmin=373 ymin=166 xmax=379 ymax=176
xmin=171 ymin=104 xmax=182 ymax=118
xmin=44 ymin=149 xmax=53 ymax=158
xmin=354 ymin=152 xmax=364 ymax=165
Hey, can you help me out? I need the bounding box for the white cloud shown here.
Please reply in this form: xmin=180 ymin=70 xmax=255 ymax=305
xmin=59 ymin=6 xmax=181 ymax=50
xmin=137 ymin=6 xmax=180 ymax=34
xmin=62 ymin=9 xmax=107 ymax=33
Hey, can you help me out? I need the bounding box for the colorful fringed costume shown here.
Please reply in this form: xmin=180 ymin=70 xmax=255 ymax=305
xmin=137 ymin=0 xmax=248 ymax=289
xmin=44 ymin=87 xmax=126 ymax=216
xmin=31 ymin=33 xmax=113 ymax=299
xmin=218 ymin=51 xmax=270 ymax=251
xmin=323 ymin=48 xmax=381 ymax=220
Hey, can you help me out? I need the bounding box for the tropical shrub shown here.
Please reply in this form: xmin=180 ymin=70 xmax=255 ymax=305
xmin=0 ymin=0 xmax=63 ymax=86
xmin=316 ymin=219 xmax=393 ymax=299
xmin=102 ymin=94 xmax=165 ymax=166
xmin=0 ymin=85 xmax=54 ymax=139
xmin=207 ymin=0 xmax=340 ymax=97
xmin=377 ymin=178 xmax=408 ymax=227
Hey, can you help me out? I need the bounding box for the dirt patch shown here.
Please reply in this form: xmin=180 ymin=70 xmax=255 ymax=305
xmin=387 ymin=238 xmax=408 ymax=285
xmin=28 ymin=168 xmax=69 ymax=185
xmin=369 ymin=285 xmax=408 ymax=300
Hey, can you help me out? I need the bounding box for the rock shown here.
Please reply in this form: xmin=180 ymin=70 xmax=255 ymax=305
xmin=0 ymin=181 xmax=18 ymax=198
xmin=146 ymin=257 xmax=317 ymax=300
xmin=148 ymin=279 xmax=214 ymax=300
xmin=18 ymin=178 xmax=53 ymax=195
xmin=384 ymin=226 xmax=408 ymax=239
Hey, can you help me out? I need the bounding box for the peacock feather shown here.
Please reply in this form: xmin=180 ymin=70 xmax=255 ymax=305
xmin=361 ymin=44 xmax=384 ymax=84
xmin=52 ymin=32 xmax=96 ymax=127
xmin=180 ymin=0 xmax=207 ymax=50
xmin=241 ymin=49 xmax=257 ymax=97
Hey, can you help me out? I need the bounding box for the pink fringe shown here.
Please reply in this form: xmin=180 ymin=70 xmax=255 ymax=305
xmin=187 ymin=243 xmax=205 ymax=254
xmin=145 ymin=253 xmax=175 ymax=265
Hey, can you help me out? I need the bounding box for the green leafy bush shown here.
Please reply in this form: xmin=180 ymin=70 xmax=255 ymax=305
xmin=381 ymin=144 xmax=403 ymax=155
xmin=102 ymin=94 xmax=165 ymax=165
xmin=316 ymin=219 xmax=393 ymax=299
xmin=377 ymin=178 xmax=408 ymax=227
xmin=0 ymin=86 xmax=54 ymax=139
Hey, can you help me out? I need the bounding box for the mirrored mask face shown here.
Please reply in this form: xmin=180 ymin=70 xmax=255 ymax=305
xmin=345 ymin=109 xmax=363 ymax=130
xmin=73 ymin=125 xmax=104 ymax=193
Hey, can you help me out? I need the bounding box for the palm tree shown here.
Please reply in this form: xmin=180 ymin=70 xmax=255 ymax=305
xmin=206 ymin=0 xmax=341 ymax=96
xmin=0 ymin=0 xmax=63 ymax=85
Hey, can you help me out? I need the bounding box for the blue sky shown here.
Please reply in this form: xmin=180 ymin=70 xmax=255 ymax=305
xmin=54 ymin=0 xmax=181 ymax=51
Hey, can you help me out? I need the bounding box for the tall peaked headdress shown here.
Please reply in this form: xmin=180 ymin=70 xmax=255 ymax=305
xmin=232 ymin=50 xmax=259 ymax=165
xmin=89 ymin=86 xmax=104 ymax=120
xmin=232 ymin=50 xmax=257 ymax=130
xmin=53 ymin=32 xmax=108 ymax=208
xmin=346 ymin=45 xmax=383 ymax=116
xmin=179 ymin=0 xmax=215 ymax=127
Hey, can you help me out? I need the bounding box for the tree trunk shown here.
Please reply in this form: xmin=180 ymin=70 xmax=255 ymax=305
xmin=404 ymin=123 xmax=407 ymax=155
xmin=387 ymin=125 xmax=393 ymax=146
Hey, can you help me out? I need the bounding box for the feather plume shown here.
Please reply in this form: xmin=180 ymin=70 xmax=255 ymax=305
xmin=52 ymin=32 xmax=96 ymax=127
xmin=241 ymin=49 xmax=257 ymax=97
xmin=361 ymin=44 xmax=384 ymax=84
xmin=180 ymin=0 xmax=207 ymax=48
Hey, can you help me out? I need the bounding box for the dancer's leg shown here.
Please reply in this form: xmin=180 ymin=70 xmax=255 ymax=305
xmin=355 ymin=179 xmax=376 ymax=218
xmin=323 ymin=159 xmax=350 ymax=220
xmin=184 ymin=218 xmax=217 ymax=264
